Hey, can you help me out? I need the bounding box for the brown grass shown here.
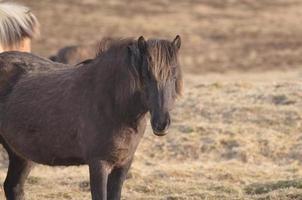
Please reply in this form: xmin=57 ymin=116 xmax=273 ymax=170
xmin=0 ymin=0 xmax=302 ymax=199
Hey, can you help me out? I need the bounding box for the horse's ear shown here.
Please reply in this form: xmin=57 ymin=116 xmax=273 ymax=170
xmin=172 ymin=35 xmax=181 ymax=50
xmin=137 ymin=36 xmax=147 ymax=54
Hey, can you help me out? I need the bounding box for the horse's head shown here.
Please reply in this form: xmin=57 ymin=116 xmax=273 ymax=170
xmin=129 ymin=36 xmax=183 ymax=136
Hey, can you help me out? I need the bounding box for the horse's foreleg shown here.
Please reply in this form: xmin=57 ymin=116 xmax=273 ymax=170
xmin=107 ymin=159 xmax=133 ymax=200
xmin=88 ymin=160 xmax=111 ymax=200
xmin=4 ymin=150 xmax=33 ymax=200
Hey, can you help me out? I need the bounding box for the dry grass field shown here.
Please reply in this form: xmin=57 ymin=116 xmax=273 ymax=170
xmin=0 ymin=0 xmax=302 ymax=199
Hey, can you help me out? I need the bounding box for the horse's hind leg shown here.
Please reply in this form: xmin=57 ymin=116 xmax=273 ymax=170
xmin=2 ymin=140 xmax=33 ymax=200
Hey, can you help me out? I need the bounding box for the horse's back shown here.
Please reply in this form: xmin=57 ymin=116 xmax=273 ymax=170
xmin=0 ymin=51 xmax=71 ymax=73
xmin=0 ymin=51 xmax=76 ymax=120
xmin=49 ymin=42 xmax=103 ymax=64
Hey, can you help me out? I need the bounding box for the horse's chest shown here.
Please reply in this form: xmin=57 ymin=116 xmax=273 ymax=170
xmin=109 ymin=128 xmax=142 ymax=166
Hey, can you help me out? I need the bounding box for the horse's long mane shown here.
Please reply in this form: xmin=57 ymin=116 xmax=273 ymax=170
xmin=0 ymin=2 xmax=39 ymax=48
xmin=87 ymin=37 xmax=182 ymax=111
xmin=147 ymin=40 xmax=178 ymax=81
xmin=95 ymin=37 xmax=122 ymax=57
xmin=92 ymin=38 xmax=137 ymax=76
xmin=91 ymin=38 xmax=140 ymax=112
xmin=95 ymin=37 xmax=180 ymax=83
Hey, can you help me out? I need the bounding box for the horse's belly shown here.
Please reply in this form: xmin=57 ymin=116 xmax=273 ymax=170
xmin=1 ymin=127 xmax=84 ymax=166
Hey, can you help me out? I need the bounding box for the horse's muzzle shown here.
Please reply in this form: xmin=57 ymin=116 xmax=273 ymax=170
xmin=152 ymin=129 xmax=169 ymax=136
xmin=151 ymin=114 xmax=170 ymax=136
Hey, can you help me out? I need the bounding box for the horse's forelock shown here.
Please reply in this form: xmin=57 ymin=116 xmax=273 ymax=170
xmin=146 ymin=39 xmax=179 ymax=83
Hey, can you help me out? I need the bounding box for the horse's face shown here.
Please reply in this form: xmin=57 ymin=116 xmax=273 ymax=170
xmin=136 ymin=36 xmax=182 ymax=136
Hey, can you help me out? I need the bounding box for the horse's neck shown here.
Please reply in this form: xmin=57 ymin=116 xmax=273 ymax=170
xmin=81 ymin=58 xmax=147 ymax=125
xmin=124 ymin=92 xmax=148 ymax=123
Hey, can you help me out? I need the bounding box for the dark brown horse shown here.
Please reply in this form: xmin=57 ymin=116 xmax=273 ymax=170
xmin=0 ymin=35 xmax=182 ymax=200
xmin=49 ymin=37 xmax=116 ymax=64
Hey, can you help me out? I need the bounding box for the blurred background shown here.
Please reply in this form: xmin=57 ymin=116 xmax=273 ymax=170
xmin=17 ymin=0 xmax=302 ymax=73
xmin=0 ymin=0 xmax=302 ymax=199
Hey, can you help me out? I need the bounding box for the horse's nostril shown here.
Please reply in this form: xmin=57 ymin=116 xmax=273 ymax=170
xmin=151 ymin=113 xmax=171 ymax=134
xmin=155 ymin=124 xmax=165 ymax=131
xmin=153 ymin=120 xmax=169 ymax=132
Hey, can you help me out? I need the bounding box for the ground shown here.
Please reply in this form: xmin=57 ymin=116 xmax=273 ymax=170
xmin=0 ymin=0 xmax=302 ymax=199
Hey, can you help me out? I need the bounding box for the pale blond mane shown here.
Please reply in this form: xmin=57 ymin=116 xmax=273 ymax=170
xmin=0 ymin=2 xmax=39 ymax=48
